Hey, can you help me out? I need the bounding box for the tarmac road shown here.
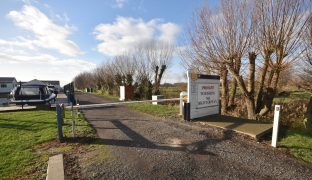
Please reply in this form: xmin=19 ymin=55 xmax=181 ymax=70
xmin=76 ymin=93 xmax=312 ymax=180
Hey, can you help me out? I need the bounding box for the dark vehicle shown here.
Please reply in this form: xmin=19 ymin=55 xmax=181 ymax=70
xmin=10 ymin=79 xmax=56 ymax=106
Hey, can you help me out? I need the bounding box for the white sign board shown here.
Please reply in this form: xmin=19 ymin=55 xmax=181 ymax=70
xmin=187 ymin=70 xmax=220 ymax=119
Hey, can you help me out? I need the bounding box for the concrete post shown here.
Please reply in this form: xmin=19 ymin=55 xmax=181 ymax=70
xmin=56 ymin=104 xmax=63 ymax=142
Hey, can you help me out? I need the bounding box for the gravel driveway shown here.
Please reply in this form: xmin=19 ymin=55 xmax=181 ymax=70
xmin=76 ymin=93 xmax=312 ymax=180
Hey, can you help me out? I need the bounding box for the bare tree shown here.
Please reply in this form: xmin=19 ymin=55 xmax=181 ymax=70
xmin=73 ymin=71 xmax=96 ymax=90
xmin=134 ymin=40 xmax=174 ymax=95
xmin=182 ymin=0 xmax=310 ymax=119
xmin=255 ymin=0 xmax=310 ymax=115
xmin=111 ymin=52 xmax=137 ymax=86
xmin=182 ymin=0 xmax=257 ymax=118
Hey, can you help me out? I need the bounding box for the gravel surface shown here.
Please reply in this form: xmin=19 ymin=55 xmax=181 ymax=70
xmin=76 ymin=93 xmax=312 ymax=180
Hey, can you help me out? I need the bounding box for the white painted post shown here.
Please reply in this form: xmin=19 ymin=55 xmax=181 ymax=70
xmin=272 ymin=105 xmax=281 ymax=147
xmin=120 ymin=86 xmax=125 ymax=101
xmin=179 ymin=91 xmax=187 ymax=116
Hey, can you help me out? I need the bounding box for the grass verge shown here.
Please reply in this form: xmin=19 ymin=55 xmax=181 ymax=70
xmin=280 ymin=129 xmax=312 ymax=164
xmin=126 ymin=103 xmax=180 ymax=119
xmin=93 ymin=92 xmax=120 ymax=101
xmin=0 ymin=109 xmax=94 ymax=179
xmin=93 ymin=92 xmax=181 ymax=119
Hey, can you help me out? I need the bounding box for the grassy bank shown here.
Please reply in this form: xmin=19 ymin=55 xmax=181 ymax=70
xmin=280 ymin=129 xmax=312 ymax=164
xmin=0 ymin=109 xmax=94 ymax=179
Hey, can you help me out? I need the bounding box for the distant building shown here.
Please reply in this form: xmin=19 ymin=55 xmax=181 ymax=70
xmin=0 ymin=77 xmax=17 ymax=105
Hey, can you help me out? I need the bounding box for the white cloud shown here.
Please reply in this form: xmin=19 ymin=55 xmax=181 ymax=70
xmin=94 ymin=16 xmax=180 ymax=56
xmin=114 ymin=0 xmax=127 ymax=8
xmin=159 ymin=23 xmax=181 ymax=43
xmin=7 ymin=5 xmax=82 ymax=57
xmin=0 ymin=51 xmax=96 ymax=85
xmin=0 ymin=4 xmax=93 ymax=85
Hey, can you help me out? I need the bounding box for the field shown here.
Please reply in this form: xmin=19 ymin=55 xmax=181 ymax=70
xmin=0 ymin=109 xmax=94 ymax=179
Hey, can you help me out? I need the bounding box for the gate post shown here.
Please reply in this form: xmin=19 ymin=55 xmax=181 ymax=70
xmin=71 ymin=102 xmax=75 ymax=138
xmin=56 ymin=104 xmax=64 ymax=142
xmin=179 ymin=91 xmax=187 ymax=116
xmin=61 ymin=103 xmax=65 ymax=119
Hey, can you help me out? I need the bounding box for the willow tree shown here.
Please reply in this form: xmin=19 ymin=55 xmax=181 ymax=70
xmin=133 ymin=40 xmax=174 ymax=95
xmin=181 ymin=0 xmax=256 ymax=118
xmin=255 ymin=0 xmax=310 ymax=115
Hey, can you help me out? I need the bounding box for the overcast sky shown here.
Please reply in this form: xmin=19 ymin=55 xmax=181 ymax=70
xmin=0 ymin=0 xmax=218 ymax=86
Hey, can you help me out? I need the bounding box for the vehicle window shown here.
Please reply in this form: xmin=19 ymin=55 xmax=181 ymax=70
xmin=20 ymin=87 xmax=40 ymax=95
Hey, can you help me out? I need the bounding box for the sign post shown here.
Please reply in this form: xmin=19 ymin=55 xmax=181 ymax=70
xmin=272 ymin=105 xmax=281 ymax=148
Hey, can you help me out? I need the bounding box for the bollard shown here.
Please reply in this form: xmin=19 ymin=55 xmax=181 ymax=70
xmin=71 ymin=102 xmax=75 ymax=138
xmin=272 ymin=105 xmax=281 ymax=147
xmin=56 ymin=104 xmax=63 ymax=142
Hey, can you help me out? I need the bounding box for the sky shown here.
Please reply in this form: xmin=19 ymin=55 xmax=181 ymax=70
xmin=0 ymin=0 xmax=219 ymax=86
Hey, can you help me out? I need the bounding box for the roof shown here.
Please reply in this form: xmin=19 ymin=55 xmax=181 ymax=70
xmin=40 ymin=80 xmax=60 ymax=86
xmin=23 ymin=79 xmax=47 ymax=86
xmin=0 ymin=77 xmax=16 ymax=83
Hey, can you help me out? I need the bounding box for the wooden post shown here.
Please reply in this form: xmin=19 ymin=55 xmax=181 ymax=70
xmin=272 ymin=105 xmax=281 ymax=148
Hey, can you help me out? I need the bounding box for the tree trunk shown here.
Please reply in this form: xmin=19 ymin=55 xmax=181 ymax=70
xmin=266 ymin=68 xmax=274 ymax=88
xmin=246 ymin=52 xmax=256 ymax=119
xmin=245 ymin=96 xmax=256 ymax=119
xmin=229 ymin=78 xmax=237 ymax=108
xmin=272 ymin=69 xmax=280 ymax=93
xmin=226 ymin=52 xmax=257 ymax=119
xmin=255 ymin=51 xmax=271 ymax=113
xmin=153 ymin=66 xmax=159 ymax=95
xmin=228 ymin=57 xmax=241 ymax=109
xmin=258 ymin=87 xmax=275 ymax=116
xmin=247 ymin=52 xmax=256 ymax=95
xmin=220 ymin=63 xmax=229 ymax=115
xmin=304 ymin=97 xmax=312 ymax=129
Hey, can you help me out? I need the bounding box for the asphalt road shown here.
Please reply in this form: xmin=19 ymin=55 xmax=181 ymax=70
xmin=77 ymin=93 xmax=312 ymax=180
